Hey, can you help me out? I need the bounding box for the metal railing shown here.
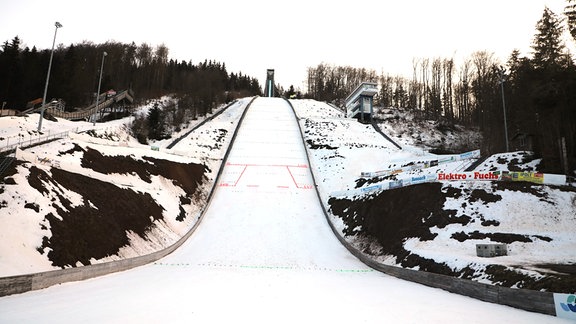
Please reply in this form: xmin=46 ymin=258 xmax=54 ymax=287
xmin=0 ymin=130 xmax=74 ymax=154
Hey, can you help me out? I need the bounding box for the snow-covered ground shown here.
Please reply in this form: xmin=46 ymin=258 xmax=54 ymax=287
xmin=0 ymin=97 xmax=573 ymax=322
xmin=0 ymin=98 xmax=250 ymax=275
xmin=291 ymin=99 xmax=575 ymax=293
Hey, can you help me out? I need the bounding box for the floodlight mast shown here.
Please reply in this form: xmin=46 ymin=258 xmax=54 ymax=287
xmin=93 ymin=51 xmax=108 ymax=125
xmin=38 ymin=21 xmax=63 ymax=132
xmin=498 ymin=66 xmax=509 ymax=152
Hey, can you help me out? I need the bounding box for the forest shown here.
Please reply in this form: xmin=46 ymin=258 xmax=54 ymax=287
xmin=0 ymin=39 xmax=262 ymax=115
xmin=306 ymin=7 xmax=576 ymax=175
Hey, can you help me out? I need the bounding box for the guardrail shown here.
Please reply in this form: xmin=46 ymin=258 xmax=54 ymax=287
xmin=0 ymin=130 xmax=75 ymax=155
xmin=0 ymin=97 xmax=257 ymax=297
xmin=285 ymin=98 xmax=558 ymax=317
xmin=370 ymin=120 xmax=403 ymax=149
xmin=166 ymin=99 xmax=239 ymax=149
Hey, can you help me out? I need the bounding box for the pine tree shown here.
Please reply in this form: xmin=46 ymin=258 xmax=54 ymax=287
xmin=528 ymin=7 xmax=576 ymax=173
xmin=531 ymin=7 xmax=566 ymax=70
xmin=147 ymin=102 xmax=165 ymax=140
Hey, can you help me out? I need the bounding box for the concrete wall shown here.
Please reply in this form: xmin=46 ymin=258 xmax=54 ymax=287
xmin=0 ymin=97 xmax=257 ymax=298
xmin=285 ymin=98 xmax=556 ymax=317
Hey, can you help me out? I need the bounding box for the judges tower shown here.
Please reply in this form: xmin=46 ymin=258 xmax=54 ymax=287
xmin=264 ymin=69 xmax=275 ymax=97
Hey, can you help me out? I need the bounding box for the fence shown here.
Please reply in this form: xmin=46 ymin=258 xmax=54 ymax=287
xmin=0 ymin=130 xmax=74 ymax=155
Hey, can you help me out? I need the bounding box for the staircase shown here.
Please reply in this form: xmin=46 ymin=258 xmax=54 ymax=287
xmin=47 ymin=89 xmax=134 ymax=120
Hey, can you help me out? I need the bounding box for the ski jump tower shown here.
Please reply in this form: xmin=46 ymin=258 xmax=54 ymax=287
xmin=264 ymin=69 xmax=275 ymax=97
xmin=345 ymin=82 xmax=378 ymax=122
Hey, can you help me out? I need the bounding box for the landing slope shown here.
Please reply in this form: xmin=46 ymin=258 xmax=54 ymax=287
xmin=0 ymin=98 xmax=560 ymax=323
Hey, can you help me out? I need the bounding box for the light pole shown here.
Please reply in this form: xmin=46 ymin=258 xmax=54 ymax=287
xmin=38 ymin=21 xmax=62 ymax=133
xmin=93 ymin=51 xmax=107 ymax=125
xmin=497 ymin=66 xmax=509 ymax=152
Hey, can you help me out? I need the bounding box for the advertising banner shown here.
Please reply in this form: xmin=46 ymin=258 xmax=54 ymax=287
xmin=437 ymin=171 xmax=501 ymax=181
xmin=543 ymin=174 xmax=567 ymax=186
xmin=459 ymin=149 xmax=481 ymax=160
xmin=501 ymin=171 xmax=544 ymax=184
xmin=360 ymin=149 xmax=480 ymax=179
xmin=361 ymin=185 xmax=382 ymax=193
xmin=388 ymin=180 xmax=403 ymax=189
xmin=554 ymin=293 xmax=576 ymax=320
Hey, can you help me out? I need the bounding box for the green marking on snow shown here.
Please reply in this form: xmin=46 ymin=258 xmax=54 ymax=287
xmin=154 ymin=262 xmax=374 ymax=272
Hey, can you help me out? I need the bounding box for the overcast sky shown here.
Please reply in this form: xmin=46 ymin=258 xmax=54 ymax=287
xmin=0 ymin=0 xmax=573 ymax=90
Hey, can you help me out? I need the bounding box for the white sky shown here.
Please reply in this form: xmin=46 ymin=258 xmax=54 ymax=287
xmin=0 ymin=0 xmax=572 ymax=90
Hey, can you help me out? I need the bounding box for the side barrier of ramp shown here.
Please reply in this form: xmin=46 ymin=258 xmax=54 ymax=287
xmin=0 ymin=96 xmax=258 ymax=297
xmin=370 ymin=121 xmax=402 ymax=150
xmin=284 ymin=98 xmax=556 ymax=317
xmin=166 ymin=99 xmax=239 ymax=149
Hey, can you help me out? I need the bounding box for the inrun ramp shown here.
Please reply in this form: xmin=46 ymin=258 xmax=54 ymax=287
xmin=0 ymin=97 xmax=559 ymax=323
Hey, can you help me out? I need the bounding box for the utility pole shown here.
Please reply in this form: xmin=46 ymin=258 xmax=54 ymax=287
xmin=498 ymin=66 xmax=509 ymax=152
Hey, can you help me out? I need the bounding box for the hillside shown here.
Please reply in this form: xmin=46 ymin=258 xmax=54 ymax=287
xmin=1 ymin=97 xmax=575 ymax=295
xmin=290 ymin=100 xmax=576 ymax=293
xmin=0 ymin=98 xmax=249 ymax=276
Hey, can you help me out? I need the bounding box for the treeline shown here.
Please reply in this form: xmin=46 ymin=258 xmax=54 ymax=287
xmin=0 ymin=39 xmax=261 ymax=111
xmin=306 ymin=64 xmax=379 ymax=105
xmin=306 ymin=7 xmax=576 ymax=174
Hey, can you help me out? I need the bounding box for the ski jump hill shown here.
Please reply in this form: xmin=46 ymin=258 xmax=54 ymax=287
xmin=0 ymin=97 xmax=572 ymax=323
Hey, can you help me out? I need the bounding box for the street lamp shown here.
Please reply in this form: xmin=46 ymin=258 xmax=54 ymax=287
xmin=93 ymin=51 xmax=107 ymax=125
xmin=497 ymin=66 xmax=509 ymax=152
xmin=38 ymin=21 xmax=62 ymax=133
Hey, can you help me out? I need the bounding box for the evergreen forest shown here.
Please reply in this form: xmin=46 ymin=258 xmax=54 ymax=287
xmin=0 ymin=40 xmax=262 ymax=114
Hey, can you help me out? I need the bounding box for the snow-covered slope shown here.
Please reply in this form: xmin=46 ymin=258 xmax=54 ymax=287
xmin=0 ymin=98 xmax=250 ymax=276
xmin=291 ymin=99 xmax=576 ymax=292
xmin=1 ymin=97 xmax=574 ymax=293
xmin=0 ymin=97 xmax=565 ymax=324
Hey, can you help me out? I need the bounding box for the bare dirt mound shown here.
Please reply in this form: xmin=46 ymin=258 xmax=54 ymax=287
xmin=27 ymin=145 xmax=209 ymax=268
xmin=328 ymin=182 xmax=576 ymax=292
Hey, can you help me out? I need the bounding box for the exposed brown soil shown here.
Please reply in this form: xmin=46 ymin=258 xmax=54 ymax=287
xmin=24 ymin=146 xmax=209 ymax=268
xmin=3 ymin=135 xmax=574 ymax=291
xmin=328 ymin=181 xmax=576 ymax=292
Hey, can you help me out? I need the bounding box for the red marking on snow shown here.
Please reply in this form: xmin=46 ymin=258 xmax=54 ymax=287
xmin=234 ymin=165 xmax=248 ymax=187
xmin=286 ymin=166 xmax=299 ymax=188
xmin=226 ymin=163 xmax=308 ymax=168
xmin=221 ymin=163 xmax=313 ymax=190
